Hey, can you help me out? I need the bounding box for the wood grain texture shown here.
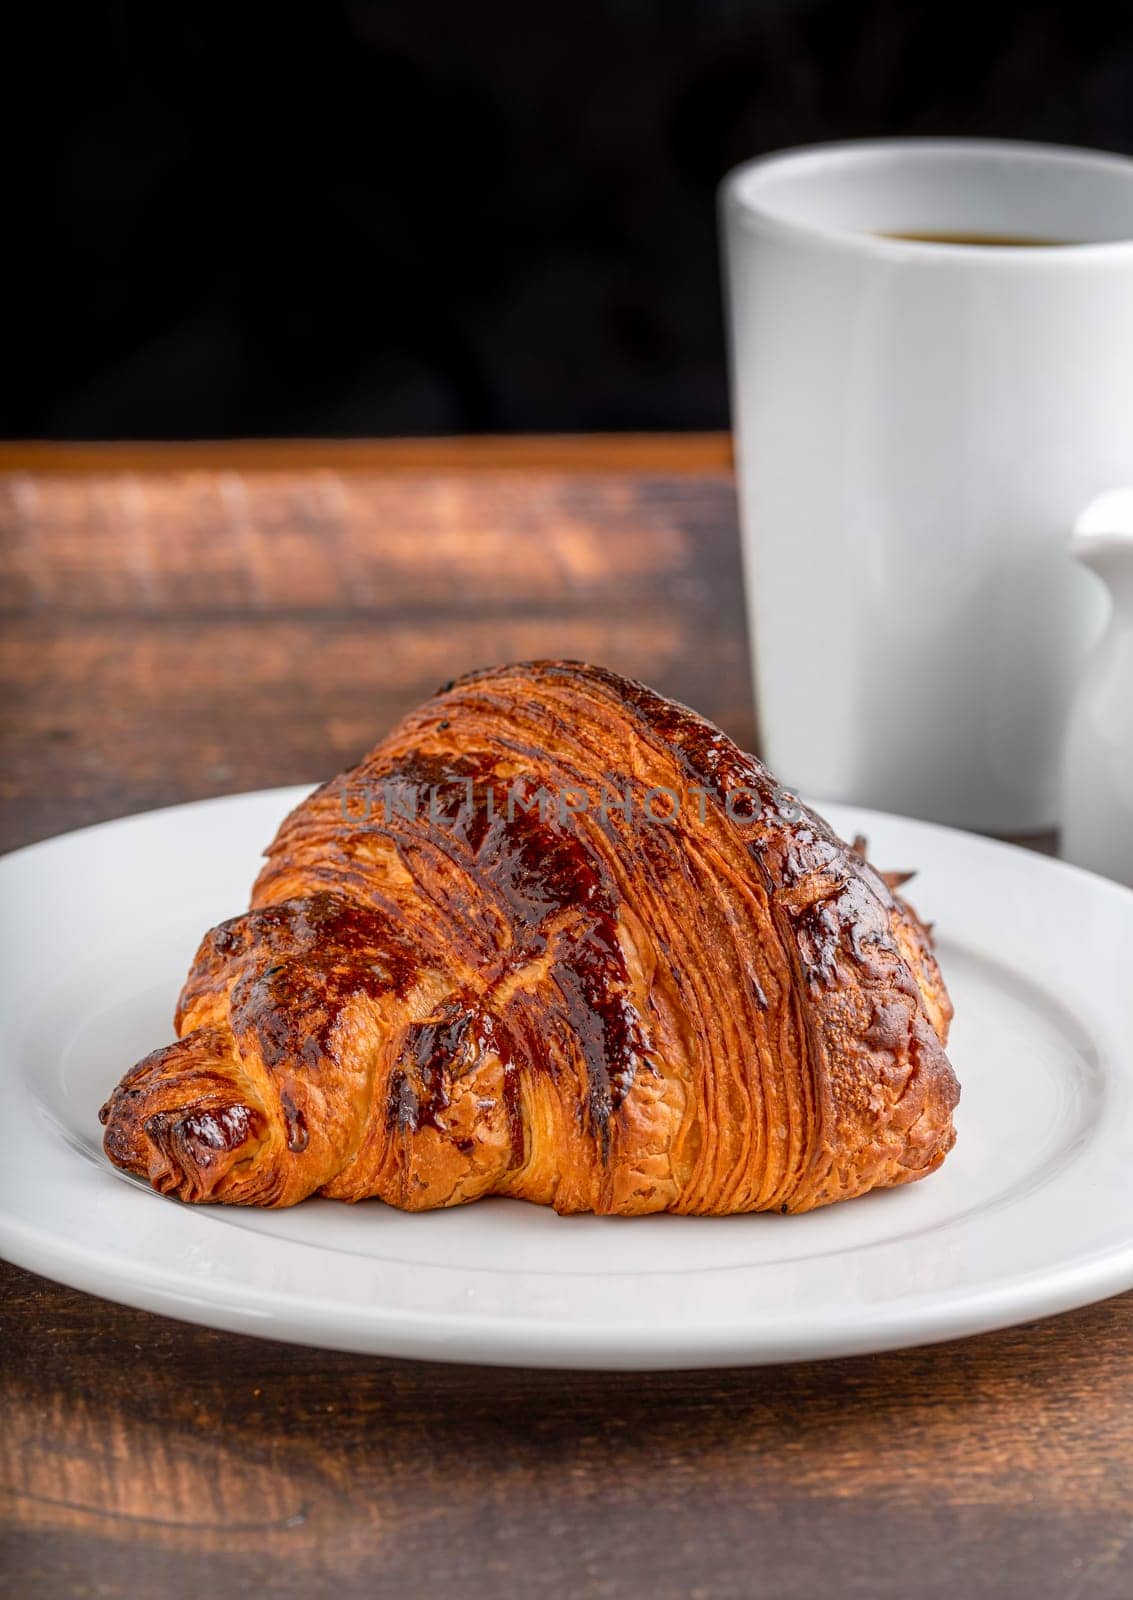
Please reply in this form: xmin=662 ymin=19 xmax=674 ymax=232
xmin=0 ymin=464 xmax=749 ymax=851
xmin=0 ymin=440 xmax=1128 ymax=1600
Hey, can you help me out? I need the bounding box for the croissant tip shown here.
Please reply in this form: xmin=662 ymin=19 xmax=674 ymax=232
xmin=101 ymin=1025 xmax=270 ymax=1203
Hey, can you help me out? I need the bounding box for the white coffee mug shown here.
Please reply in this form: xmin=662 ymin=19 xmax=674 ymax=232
xmin=720 ymin=138 xmax=1133 ymax=833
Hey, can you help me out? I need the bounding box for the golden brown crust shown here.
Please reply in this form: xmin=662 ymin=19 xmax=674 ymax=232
xmin=100 ymin=661 xmax=959 ymax=1214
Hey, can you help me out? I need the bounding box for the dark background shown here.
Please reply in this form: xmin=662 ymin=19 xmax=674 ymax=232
xmin=14 ymin=1 xmax=1133 ymax=439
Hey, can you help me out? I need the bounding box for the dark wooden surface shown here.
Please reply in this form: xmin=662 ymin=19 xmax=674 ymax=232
xmin=1 ymin=439 xmax=1130 ymax=1600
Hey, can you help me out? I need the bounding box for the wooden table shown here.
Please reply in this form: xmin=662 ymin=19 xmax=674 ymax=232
xmin=2 ymin=438 xmax=1130 ymax=1600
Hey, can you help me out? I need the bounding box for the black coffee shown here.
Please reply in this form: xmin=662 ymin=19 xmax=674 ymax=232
xmin=879 ymin=231 xmax=1074 ymax=246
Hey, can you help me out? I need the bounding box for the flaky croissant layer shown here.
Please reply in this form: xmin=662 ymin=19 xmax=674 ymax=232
xmin=101 ymin=662 xmax=959 ymax=1215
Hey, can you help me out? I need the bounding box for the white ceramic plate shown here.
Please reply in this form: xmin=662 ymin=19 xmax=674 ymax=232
xmin=2 ymin=787 xmax=1131 ymax=1369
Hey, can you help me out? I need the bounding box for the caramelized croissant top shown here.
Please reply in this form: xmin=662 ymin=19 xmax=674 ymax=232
xmin=101 ymin=661 xmax=958 ymax=1215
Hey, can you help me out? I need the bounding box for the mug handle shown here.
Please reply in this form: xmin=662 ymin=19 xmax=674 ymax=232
xmin=1071 ymin=488 xmax=1133 ymax=592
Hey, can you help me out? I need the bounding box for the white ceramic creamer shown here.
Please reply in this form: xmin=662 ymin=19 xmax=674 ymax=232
xmin=1061 ymin=489 xmax=1133 ymax=887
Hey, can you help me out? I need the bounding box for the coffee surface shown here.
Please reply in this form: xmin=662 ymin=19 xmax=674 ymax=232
xmin=879 ymin=231 xmax=1074 ymax=246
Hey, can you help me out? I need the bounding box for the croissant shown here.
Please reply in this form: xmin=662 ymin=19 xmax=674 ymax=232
xmin=100 ymin=661 xmax=958 ymax=1216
